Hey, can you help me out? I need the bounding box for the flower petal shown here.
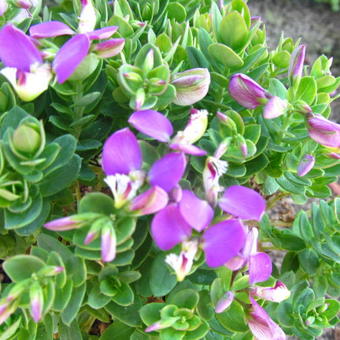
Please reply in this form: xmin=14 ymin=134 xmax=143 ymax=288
xmin=130 ymin=186 xmax=169 ymax=215
xmin=0 ymin=24 xmax=42 ymax=71
xmin=249 ymin=252 xmax=272 ymax=284
xmin=219 ymin=185 xmax=266 ymax=221
xmin=151 ymin=204 xmax=192 ymax=250
xmin=53 ymin=34 xmax=90 ymax=83
xmin=169 ymin=142 xmax=207 ymax=156
xmin=128 ymin=110 xmax=173 ymax=142
xmin=229 ymin=73 xmax=266 ymax=109
xmin=263 ymin=96 xmax=288 ymax=119
xmin=101 ymin=226 xmax=116 ymax=262
xmin=253 ymin=281 xmax=290 ymax=303
xmin=203 ymin=219 xmax=246 ymax=267
xmin=149 ymin=153 xmax=186 ymax=192
xmin=102 ymin=128 xmax=142 ymax=175
xmin=179 ymin=190 xmax=214 ymax=231
xmin=86 ymin=26 xmax=118 ymax=40
xmin=30 ymin=21 xmax=75 ymax=38
xmin=94 ymin=38 xmax=125 ymax=58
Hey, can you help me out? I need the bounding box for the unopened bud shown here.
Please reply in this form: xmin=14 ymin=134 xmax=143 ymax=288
xmin=29 ymin=282 xmax=43 ymax=323
xmin=297 ymin=154 xmax=315 ymax=176
xmin=94 ymin=38 xmax=125 ymax=58
xmin=288 ymin=45 xmax=306 ymax=82
xmin=78 ymin=0 xmax=97 ymax=33
xmin=12 ymin=123 xmax=41 ymax=155
xmin=172 ymin=68 xmax=210 ymax=106
xmin=215 ymin=291 xmax=234 ymax=313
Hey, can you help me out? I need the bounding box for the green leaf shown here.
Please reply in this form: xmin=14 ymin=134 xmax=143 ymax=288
xmin=78 ymin=192 xmax=115 ymax=215
xmin=298 ymin=248 xmax=319 ymax=275
xmin=59 ymin=320 xmax=82 ymax=340
xmin=150 ymin=253 xmax=177 ymax=297
xmin=61 ymin=282 xmax=86 ymax=326
xmin=39 ymin=155 xmax=81 ymax=197
xmin=74 ymin=92 xmax=101 ymax=107
xmin=186 ymin=47 xmax=210 ymax=69
xmin=295 ymin=77 xmax=317 ymax=105
xmin=216 ymin=300 xmax=248 ymax=332
xmin=167 ymin=3 xmax=186 ymax=22
xmin=197 ymin=290 xmax=214 ymax=321
xmin=54 ymin=280 xmax=73 ymax=311
xmin=139 ymin=302 xmax=165 ymax=325
xmin=268 ymin=78 xmax=288 ymax=99
xmin=100 ymin=321 xmax=134 ymax=340
xmin=112 ymin=283 xmax=134 ymax=306
xmin=167 ymin=289 xmax=199 ymax=309
xmin=3 ymin=255 xmax=45 ymax=281
xmin=208 ymin=43 xmax=244 ymax=68
xmin=105 ymin=299 xmax=142 ymax=327
xmin=219 ymin=12 xmax=249 ymax=50
xmin=0 ymin=318 xmax=21 ymax=340
xmin=88 ymin=283 xmax=111 ymax=309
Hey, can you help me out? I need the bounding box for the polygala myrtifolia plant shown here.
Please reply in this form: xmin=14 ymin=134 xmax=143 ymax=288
xmin=0 ymin=0 xmax=339 ymax=339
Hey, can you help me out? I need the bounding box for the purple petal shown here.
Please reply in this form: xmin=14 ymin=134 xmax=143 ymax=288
xmin=102 ymin=128 xmax=142 ymax=175
xmin=130 ymin=186 xmax=169 ymax=215
xmin=0 ymin=24 xmax=42 ymax=71
xmin=225 ymin=256 xmax=245 ymax=270
xmin=30 ymin=297 xmax=42 ymax=323
xmin=53 ymin=34 xmax=90 ymax=83
xmin=149 ymin=153 xmax=186 ymax=192
xmin=169 ymin=142 xmax=207 ymax=156
xmin=203 ymin=219 xmax=246 ymax=267
xmin=30 ymin=21 xmax=75 ymax=38
xmin=128 ymin=110 xmax=173 ymax=142
xmin=308 ymin=127 xmax=340 ymax=148
xmin=94 ymin=38 xmax=125 ymax=58
xmin=179 ymin=190 xmax=213 ymax=231
xmin=44 ymin=216 xmax=79 ymax=231
xmin=248 ymin=297 xmax=286 ymax=340
xmin=219 ymin=185 xmax=266 ymax=221
xmin=228 ymin=73 xmax=266 ymax=109
xmin=249 ymin=252 xmax=272 ymax=284
xmin=308 ymin=114 xmax=340 ymax=132
xmin=87 ymin=26 xmax=118 ymax=40
xmin=263 ymin=96 xmax=288 ymax=119
xmin=151 ymin=203 xmax=192 ymax=250
xmin=297 ymin=154 xmax=315 ymax=176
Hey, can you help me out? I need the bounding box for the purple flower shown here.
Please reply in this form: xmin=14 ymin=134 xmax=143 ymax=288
xmin=0 ymin=24 xmax=52 ymax=101
xmin=253 ymin=281 xmax=291 ymax=303
xmin=128 ymin=109 xmax=207 ymax=155
xmin=229 ymin=73 xmax=267 ymax=109
xmin=219 ymin=185 xmax=266 ymax=221
xmin=148 ymin=152 xmax=187 ymax=192
xmin=225 ymin=228 xmax=272 ymax=284
xmin=229 ymin=73 xmax=288 ymax=119
xmin=102 ymin=128 xmax=142 ymax=175
xmin=151 ymin=204 xmax=192 ymax=251
xmin=179 ymin=190 xmax=214 ymax=232
xmin=30 ymin=21 xmax=75 ymax=38
xmin=307 ymin=114 xmax=340 ymax=148
xmin=247 ymin=297 xmax=286 ymax=340
xmin=297 ymin=154 xmax=315 ymax=176
xmin=203 ymin=219 xmax=246 ymax=267
xmin=288 ymin=45 xmax=306 ymax=81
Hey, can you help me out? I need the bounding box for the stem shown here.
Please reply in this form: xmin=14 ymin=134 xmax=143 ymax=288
xmin=72 ymin=82 xmax=85 ymax=139
xmin=266 ymin=191 xmax=288 ymax=209
xmin=202 ymin=99 xmax=231 ymax=111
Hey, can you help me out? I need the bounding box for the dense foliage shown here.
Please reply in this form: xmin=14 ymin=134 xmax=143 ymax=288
xmin=0 ymin=0 xmax=339 ymax=339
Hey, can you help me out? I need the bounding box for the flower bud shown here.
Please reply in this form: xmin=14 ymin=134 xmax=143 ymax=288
xmin=307 ymin=114 xmax=340 ymax=148
xmin=229 ymin=73 xmax=267 ymax=109
xmin=78 ymin=0 xmax=97 ymax=33
xmin=215 ymin=291 xmax=234 ymax=313
xmin=44 ymin=213 xmax=99 ymax=231
xmin=101 ymin=224 xmax=116 ymax=262
xmin=15 ymin=0 xmax=32 ymax=9
xmin=0 ymin=300 xmax=17 ymax=325
xmin=235 ymin=135 xmax=248 ymax=157
xmin=172 ymin=68 xmax=210 ymax=106
xmin=217 ymin=111 xmax=237 ymax=131
xmin=12 ymin=123 xmax=41 ymax=155
xmin=327 ymin=152 xmax=340 ymax=159
xmin=253 ymin=281 xmax=290 ymax=303
xmin=297 ymin=154 xmax=315 ymax=177
xmin=29 ymin=282 xmax=43 ymax=323
xmin=294 ymin=101 xmax=312 ymax=114
xmin=288 ymin=44 xmax=306 ymax=82
xmin=94 ymin=38 xmax=125 ymax=58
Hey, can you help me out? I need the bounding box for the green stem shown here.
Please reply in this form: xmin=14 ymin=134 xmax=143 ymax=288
xmin=72 ymin=82 xmax=85 ymax=139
